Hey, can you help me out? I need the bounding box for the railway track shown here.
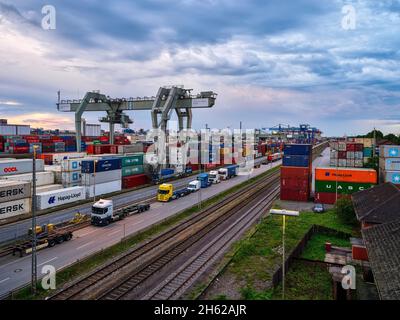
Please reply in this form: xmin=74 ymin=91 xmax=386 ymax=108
xmin=48 ymin=169 xmax=280 ymax=300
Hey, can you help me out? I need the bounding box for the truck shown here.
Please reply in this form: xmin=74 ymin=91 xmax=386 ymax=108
xmin=218 ymin=165 xmax=239 ymax=180
xmin=157 ymin=183 xmax=191 ymax=202
xmin=208 ymin=170 xmax=221 ymax=184
xmin=197 ymin=173 xmax=212 ymax=188
xmin=91 ymin=199 xmax=150 ymax=226
xmin=187 ymin=180 xmax=201 ymax=192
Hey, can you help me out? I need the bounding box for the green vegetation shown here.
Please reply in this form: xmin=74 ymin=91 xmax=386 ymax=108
xmin=301 ymin=233 xmax=350 ymax=261
xmin=223 ymin=209 xmax=356 ymax=300
xmin=334 ymin=197 xmax=358 ymax=227
xmin=12 ymin=165 xmax=280 ymax=300
xmin=358 ymin=129 xmax=400 ymax=144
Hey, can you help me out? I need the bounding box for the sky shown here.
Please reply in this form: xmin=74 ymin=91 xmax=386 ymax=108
xmin=0 ymin=1 xmax=399 ymax=136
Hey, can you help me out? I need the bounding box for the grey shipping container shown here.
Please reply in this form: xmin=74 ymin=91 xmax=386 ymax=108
xmin=0 ymin=198 xmax=31 ymax=220
xmin=0 ymin=181 xmax=31 ymax=203
xmin=379 ymin=158 xmax=400 ymax=171
xmin=0 ymin=159 xmax=44 ymax=176
xmin=81 ymin=169 xmax=122 ymax=185
xmin=0 ymin=171 xmax=54 ymax=186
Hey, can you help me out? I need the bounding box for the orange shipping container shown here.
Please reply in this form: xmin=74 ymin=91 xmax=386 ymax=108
xmin=315 ymin=167 xmax=377 ymax=184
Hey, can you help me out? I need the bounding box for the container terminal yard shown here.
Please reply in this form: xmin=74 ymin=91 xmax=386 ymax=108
xmin=1 ymin=2 xmax=400 ymax=310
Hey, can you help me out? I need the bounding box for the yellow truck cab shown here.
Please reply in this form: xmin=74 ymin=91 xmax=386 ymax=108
xmin=157 ymin=183 xmax=173 ymax=202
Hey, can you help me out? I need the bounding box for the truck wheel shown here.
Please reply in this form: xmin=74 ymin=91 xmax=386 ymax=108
xmin=48 ymin=240 xmax=56 ymax=247
xmin=56 ymin=236 xmax=64 ymax=244
xmin=64 ymin=234 xmax=72 ymax=241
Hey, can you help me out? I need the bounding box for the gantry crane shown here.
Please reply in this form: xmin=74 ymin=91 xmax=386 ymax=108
xmin=57 ymin=86 xmax=217 ymax=152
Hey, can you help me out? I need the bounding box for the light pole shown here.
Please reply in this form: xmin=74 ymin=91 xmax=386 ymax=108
xmin=31 ymin=145 xmax=39 ymax=295
xmin=93 ymin=159 xmax=98 ymax=203
xmin=269 ymin=209 xmax=299 ymax=300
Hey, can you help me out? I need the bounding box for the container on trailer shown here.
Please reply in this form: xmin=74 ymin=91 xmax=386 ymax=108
xmin=160 ymin=168 xmax=174 ymax=176
xmin=380 ymin=145 xmax=400 ymax=158
xmin=315 ymin=167 xmax=377 ymax=183
xmin=0 ymin=159 xmax=44 ymax=176
xmin=283 ymin=144 xmax=312 ymax=156
xmin=122 ymin=165 xmax=144 ymax=177
xmin=122 ymin=154 xmax=144 ymax=167
xmin=282 ymin=155 xmax=311 ymax=167
xmin=84 ymin=180 xmax=121 ymax=198
xmin=81 ymin=169 xmax=122 ymax=185
xmin=197 ymin=173 xmax=211 ymax=188
xmin=0 ymin=171 xmax=54 ymax=186
xmin=0 ymin=181 xmax=31 ymax=203
xmin=36 ymin=186 xmax=85 ymax=210
xmin=81 ymin=158 xmax=122 ymax=174
xmin=0 ymin=198 xmax=31 ymax=219
xmin=122 ymin=174 xmax=149 ymax=189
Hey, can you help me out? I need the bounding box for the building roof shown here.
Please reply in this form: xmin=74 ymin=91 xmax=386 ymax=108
xmin=362 ymin=220 xmax=400 ymax=300
xmin=352 ymin=183 xmax=400 ymax=223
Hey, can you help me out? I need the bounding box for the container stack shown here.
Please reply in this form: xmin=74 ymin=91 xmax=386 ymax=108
xmin=81 ymin=158 xmax=122 ymax=198
xmin=280 ymin=144 xmax=312 ymax=202
xmin=314 ymin=167 xmax=377 ymax=204
xmin=379 ymin=145 xmax=400 ymax=187
xmin=329 ymin=142 xmax=364 ymax=168
xmin=0 ymin=181 xmax=31 ymax=219
xmin=60 ymin=158 xmax=86 ymax=187
xmin=121 ymin=153 xmax=148 ymax=189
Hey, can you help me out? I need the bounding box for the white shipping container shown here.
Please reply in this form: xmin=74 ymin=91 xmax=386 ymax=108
xmin=0 ymin=159 xmax=44 ymax=176
xmin=51 ymin=152 xmax=87 ymax=164
xmin=16 ymin=125 xmax=31 ymax=135
xmin=0 ymin=198 xmax=31 ymax=220
xmin=0 ymin=181 xmax=31 ymax=203
xmin=84 ymin=124 xmax=101 ymax=137
xmin=117 ymin=144 xmax=144 ymax=154
xmin=81 ymin=170 xmax=122 ymax=185
xmin=36 ymin=186 xmax=85 ymax=210
xmin=62 ymin=171 xmax=81 ymax=184
xmin=36 ymin=184 xmax=63 ymax=193
xmin=61 ymin=158 xmax=86 ymax=171
xmin=85 ymin=180 xmax=121 ymax=198
xmin=45 ymin=165 xmax=62 ymax=172
xmin=0 ymin=171 xmax=54 ymax=186
xmin=380 ymin=158 xmax=400 ymax=171
xmin=0 ymin=125 xmax=17 ymax=135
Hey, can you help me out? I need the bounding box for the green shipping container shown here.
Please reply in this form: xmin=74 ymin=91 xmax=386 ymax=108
xmin=122 ymin=153 xmax=144 ymax=167
xmin=363 ymin=147 xmax=372 ymax=157
xmin=315 ymin=180 xmax=374 ymax=195
xmin=122 ymin=165 xmax=144 ymax=176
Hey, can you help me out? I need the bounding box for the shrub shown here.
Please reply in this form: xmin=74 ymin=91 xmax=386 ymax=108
xmin=334 ymin=197 xmax=358 ymax=226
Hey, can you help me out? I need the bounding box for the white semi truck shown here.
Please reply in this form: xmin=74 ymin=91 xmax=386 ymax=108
xmin=208 ymin=170 xmax=221 ymax=184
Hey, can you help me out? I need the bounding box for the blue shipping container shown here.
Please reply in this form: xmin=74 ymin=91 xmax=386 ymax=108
xmin=283 ymin=155 xmax=311 ymax=167
xmin=197 ymin=173 xmax=210 ymax=188
xmin=283 ymin=144 xmax=312 ymax=156
xmin=160 ymin=168 xmax=174 ymax=176
xmin=81 ymin=158 xmax=122 ymax=173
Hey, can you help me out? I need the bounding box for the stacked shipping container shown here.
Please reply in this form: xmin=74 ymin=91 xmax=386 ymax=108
xmin=280 ymin=144 xmax=312 ymax=202
xmin=0 ymin=181 xmax=31 ymax=219
xmin=379 ymin=145 xmax=400 ymax=187
xmin=314 ymin=167 xmax=377 ymax=204
xmin=329 ymin=142 xmax=364 ymax=168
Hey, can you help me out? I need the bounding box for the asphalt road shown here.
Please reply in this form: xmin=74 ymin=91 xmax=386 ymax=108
xmin=0 ymin=159 xmax=279 ymax=297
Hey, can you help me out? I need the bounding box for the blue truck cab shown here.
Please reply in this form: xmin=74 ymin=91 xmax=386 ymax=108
xmin=197 ymin=173 xmax=212 ymax=188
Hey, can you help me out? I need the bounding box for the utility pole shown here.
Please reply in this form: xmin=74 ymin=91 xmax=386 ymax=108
xmin=93 ymin=159 xmax=98 ymax=203
xmin=31 ymin=145 xmax=38 ymax=295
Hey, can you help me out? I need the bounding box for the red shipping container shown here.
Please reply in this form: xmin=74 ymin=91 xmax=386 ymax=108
xmin=86 ymin=144 xmax=94 ymax=154
xmin=280 ymin=188 xmax=309 ymax=202
xmin=122 ymin=174 xmax=149 ymax=189
xmin=346 ymin=143 xmax=355 ymax=151
xmin=352 ymin=245 xmax=368 ymax=261
xmin=314 ymin=192 xmax=350 ymax=205
xmin=338 ymin=151 xmax=347 ymax=159
xmin=189 ymin=164 xmax=199 ymax=171
xmin=355 ymin=143 xmax=363 ymax=152
xmin=281 ymin=166 xmax=310 ymax=179
xmin=281 ymin=177 xmax=311 ymax=190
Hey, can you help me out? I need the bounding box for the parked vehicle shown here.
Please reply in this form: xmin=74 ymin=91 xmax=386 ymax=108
xmin=208 ymin=170 xmax=221 ymax=184
xmin=312 ymin=203 xmax=325 ymax=213
xmin=197 ymin=173 xmax=212 ymax=188
xmin=91 ymin=199 xmax=150 ymax=226
xmin=187 ymin=180 xmax=201 ymax=192
xmin=157 ymin=183 xmax=191 ymax=202
xmin=218 ymin=165 xmax=239 ymax=180
xmin=267 ymin=152 xmax=282 ymax=162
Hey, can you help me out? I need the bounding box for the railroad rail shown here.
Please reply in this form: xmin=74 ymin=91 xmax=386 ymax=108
xmin=48 ymin=169 xmax=280 ymax=300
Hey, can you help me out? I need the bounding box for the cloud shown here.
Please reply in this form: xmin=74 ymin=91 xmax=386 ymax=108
xmin=6 ymin=112 xmax=73 ymax=129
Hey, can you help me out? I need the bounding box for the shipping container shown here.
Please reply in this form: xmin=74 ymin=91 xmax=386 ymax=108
xmin=0 ymin=181 xmax=31 ymax=203
xmin=282 ymin=155 xmax=311 ymax=167
xmin=81 ymin=158 xmax=122 ymax=174
xmin=160 ymin=168 xmax=174 ymax=176
xmin=280 ymin=188 xmax=309 ymax=202
xmin=0 ymin=171 xmax=54 ymax=186
xmin=81 ymin=169 xmax=122 ymax=185
xmin=122 ymin=154 xmax=144 ymax=167
xmin=0 ymin=198 xmax=31 ymax=219
xmin=122 ymin=174 xmax=149 ymax=189
xmin=379 ymin=158 xmax=400 ymax=171
xmin=315 ymin=180 xmax=374 ymax=194
xmin=0 ymin=159 xmax=44 ymax=176
xmin=36 ymin=186 xmax=85 ymax=210
xmin=117 ymin=144 xmax=144 ymax=154
xmin=36 ymin=184 xmax=63 ymax=193
xmin=380 ymin=170 xmax=400 ymax=185
xmin=363 ymin=147 xmax=373 ymax=157
xmin=0 ymin=125 xmax=17 ymax=135
xmin=16 ymin=125 xmax=31 ymax=135
xmin=122 ymin=165 xmax=144 ymax=177
xmin=61 ymin=171 xmax=82 ymax=184
xmin=281 ymin=166 xmax=310 ymax=179
xmin=84 ymin=180 xmax=121 ymax=198
xmin=60 ymin=158 xmax=85 ymax=171
xmin=315 ymin=167 xmax=377 ymax=183
xmin=283 ymin=144 xmax=312 ymax=156
xmin=380 ymin=145 xmax=400 ymax=158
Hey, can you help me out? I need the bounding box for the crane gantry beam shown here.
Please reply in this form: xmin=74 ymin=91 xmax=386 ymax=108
xmin=57 ymin=86 xmax=217 ymax=152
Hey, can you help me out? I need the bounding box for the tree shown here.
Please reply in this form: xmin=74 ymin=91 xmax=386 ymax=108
xmin=334 ymin=197 xmax=358 ymax=226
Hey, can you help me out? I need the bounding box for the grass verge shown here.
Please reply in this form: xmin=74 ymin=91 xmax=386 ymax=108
xmin=11 ymin=165 xmax=280 ymax=300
